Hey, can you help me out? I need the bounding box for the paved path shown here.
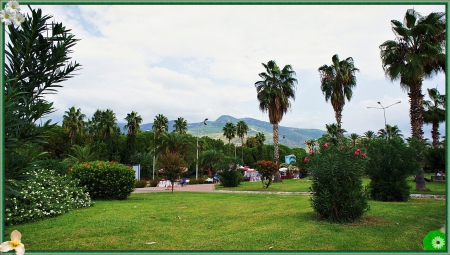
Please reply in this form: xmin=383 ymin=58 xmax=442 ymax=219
xmin=133 ymin=184 xmax=445 ymax=199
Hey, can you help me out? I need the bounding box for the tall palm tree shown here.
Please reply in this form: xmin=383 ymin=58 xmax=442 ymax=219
xmin=236 ymin=120 xmax=249 ymax=161
xmin=152 ymin=114 xmax=169 ymax=137
xmin=255 ymin=132 xmax=266 ymax=160
xmin=99 ymin=109 xmax=118 ymax=138
xmin=124 ymin=111 xmax=143 ymax=135
xmin=318 ymin=54 xmax=359 ymax=141
xmin=423 ymin=88 xmax=446 ymax=147
xmin=173 ymin=117 xmax=188 ymax=134
xmin=200 ymin=149 xmax=225 ymax=176
xmin=379 ymin=9 xmax=445 ymax=140
xmin=377 ymin=124 xmax=404 ymax=140
xmin=222 ymin=122 xmax=236 ymax=154
xmin=62 ymin=106 xmax=86 ymax=144
xmin=255 ymin=60 xmax=297 ymax=164
xmin=323 ymin=123 xmax=347 ymax=145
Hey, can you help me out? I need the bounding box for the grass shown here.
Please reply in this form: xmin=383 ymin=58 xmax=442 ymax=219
xmin=10 ymin=191 xmax=446 ymax=251
xmin=215 ymin=174 xmax=447 ymax=195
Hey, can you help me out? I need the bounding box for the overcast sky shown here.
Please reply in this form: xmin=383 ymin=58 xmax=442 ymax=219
xmin=19 ymin=3 xmax=446 ymax=140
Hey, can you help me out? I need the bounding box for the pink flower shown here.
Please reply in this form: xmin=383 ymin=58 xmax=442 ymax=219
xmin=324 ymin=142 xmax=329 ymax=148
xmin=309 ymin=150 xmax=315 ymax=155
xmin=304 ymin=157 xmax=308 ymax=163
xmin=361 ymin=153 xmax=366 ymax=158
xmin=354 ymin=149 xmax=361 ymax=156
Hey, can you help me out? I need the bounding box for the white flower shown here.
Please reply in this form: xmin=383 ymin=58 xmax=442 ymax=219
xmin=5 ymin=0 xmax=21 ymax=13
xmin=12 ymin=12 xmax=24 ymax=26
xmin=0 ymin=9 xmax=15 ymax=25
xmin=0 ymin=230 xmax=25 ymax=255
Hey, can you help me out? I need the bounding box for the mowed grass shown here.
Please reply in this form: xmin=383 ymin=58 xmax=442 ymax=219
xmin=215 ymin=174 xmax=447 ymax=195
xmin=11 ymin=192 xmax=446 ymax=251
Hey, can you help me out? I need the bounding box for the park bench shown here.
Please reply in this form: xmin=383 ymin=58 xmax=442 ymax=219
xmin=431 ymin=176 xmax=446 ymax=182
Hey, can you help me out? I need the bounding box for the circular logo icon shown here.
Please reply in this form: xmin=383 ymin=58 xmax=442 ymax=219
xmin=423 ymin=230 xmax=446 ymax=250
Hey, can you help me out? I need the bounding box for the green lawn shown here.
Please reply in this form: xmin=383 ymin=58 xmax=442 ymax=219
xmin=215 ymin=175 xmax=447 ymax=195
xmin=10 ymin=192 xmax=446 ymax=251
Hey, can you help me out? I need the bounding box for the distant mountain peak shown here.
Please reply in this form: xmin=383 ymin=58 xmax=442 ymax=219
xmin=215 ymin=115 xmax=238 ymax=123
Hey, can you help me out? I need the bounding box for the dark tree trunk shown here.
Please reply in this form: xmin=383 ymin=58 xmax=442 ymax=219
xmin=273 ymin=123 xmax=279 ymax=164
xmin=408 ymin=83 xmax=424 ymax=140
xmin=431 ymin=121 xmax=440 ymax=147
xmin=415 ymin=173 xmax=427 ymax=191
xmin=334 ymin=106 xmax=343 ymax=141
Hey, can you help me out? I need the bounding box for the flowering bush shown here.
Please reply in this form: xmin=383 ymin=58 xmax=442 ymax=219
xmin=306 ymin=142 xmax=369 ymax=223
xmin=71 ymin=161 xmax=135 ymax=200
xmin=255 ymin=160 xmax=278 ymax=188
xmin=5 ymin=169 xmax=92 ymax=226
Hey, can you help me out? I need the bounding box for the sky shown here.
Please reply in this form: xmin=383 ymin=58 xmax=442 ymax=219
xmin=13 ymin=3 xmax=447 ymax=140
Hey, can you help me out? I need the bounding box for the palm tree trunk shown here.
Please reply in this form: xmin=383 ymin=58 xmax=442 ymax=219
xmin=273 ymin=123 xmax=279 ymax=164
xmin=241 ymin=138 xmax=244 ymax=161
xmin=334 ymin=107 xmax=343 ymax=141
xmin=408 ymin=83 xmax=424 ymax=140
xmin=431 ymin=121 xmax=440 ymax=147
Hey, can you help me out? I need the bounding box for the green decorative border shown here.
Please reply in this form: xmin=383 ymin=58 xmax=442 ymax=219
xmin=0 ymin=1 xmax=448 ymax=255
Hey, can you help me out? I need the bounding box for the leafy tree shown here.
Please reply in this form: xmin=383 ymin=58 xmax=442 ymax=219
xmin=158 ymin=152 xmax=187 ymax=193
xmin=423 ymin=88 xmax=446 ymax=147
xmin=41 ymin=125 xmax=71 ymax=159
xmin=222 ymin=122 xmax=236 ymax=154
xmin=377 ymin=124 xmax=403 ymax=140
xmin=255 ymin=132 xmax=265 ymax=160
xmin=4 ymin=8 xmax=81 ymax=195
xmin=158 ymin=132 xmax=193 ymax=158
xmin=124 ymin=111 xmax=143 ymax=135
xmin=173 ymin=117 xmax=188 ymax=134
xmin=130 ymin=151 xmax=153 ymax=180
xmin=379 ymin=9 xmax=445 ymax=140
xmin=318 ymin=54 xmax=359 ymax=141
xmin=255 ymin=60 xmax=297 ymax=164
xmin=200 ymin=149 xmax=226 ymax=176
xmin=245 ymin=136 xmax=258 ymax=148
xmin=236 ymin=120 xmax=249 ymax=161
xmin=363 ymin=130 xmax=377 ymax=140
xmin=62 ymin=106 xmax=86 ymax=144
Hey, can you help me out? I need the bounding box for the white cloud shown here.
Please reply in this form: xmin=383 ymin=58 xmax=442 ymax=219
xmin=21 ymin=3 xmax=446 ymax=141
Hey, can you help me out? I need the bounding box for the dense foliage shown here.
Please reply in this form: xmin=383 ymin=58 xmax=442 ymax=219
xmin=365 ymin=137 xmax=421 ymax=201
xmin=70 ymin=161 xmax=136 ymax=200
xmin=218 ymin=169 xmax=243 ymax=187
xmin=5 ymin=169 xmax=92 ymax=226
xmin=307 ymin=142 xmax=369 ymax=223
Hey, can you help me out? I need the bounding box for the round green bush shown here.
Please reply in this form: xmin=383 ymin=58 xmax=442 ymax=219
xmin=71 ymin=161 xmax=136 ymax=200
xmin=38 ymin=159 xmax=70 ymax=176
xmin=307 ymin=142 xmax=369 ymax=223
xmin=365 ymin=137 xmax=420 ymax=202
xmin=219 ymin=170 xmax=243 ymax=187
xmin=5 ymin=169 xmax=92 ymax=226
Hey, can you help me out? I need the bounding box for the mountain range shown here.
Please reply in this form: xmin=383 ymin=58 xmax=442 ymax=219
xmin=118 ymin=115 xmax=326 ymax=148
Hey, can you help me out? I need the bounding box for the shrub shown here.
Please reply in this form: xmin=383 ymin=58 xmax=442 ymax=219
xmin=218 ymin=170 xmax=243 ymax=187
xmin=135 ymin=179 xmax=147 ymax=188
xmin=255 ymin=160 xmax=278 ymax=188
xmin=365 ymin=137 xmax=420 ymax=202
xmin=307 ymin=142 xmax=369 ymax=223
xmin=149 ymin=179 xmax=159 ymax=187
xmin=190 ymin=178 xmax=206 ymax=185
xmin=71 ymin=161 xmax=136 ymax=200
xmin=38 ymin=159 xmax=70 ymax=176
xmin=425 ymin=146 xmax=445 ymax=173
xmin=5 ymin=169 xmax=92 ymax=226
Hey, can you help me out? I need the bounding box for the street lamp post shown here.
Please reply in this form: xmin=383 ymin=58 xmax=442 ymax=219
xmin=196 ymin=118 xmax=208 ymax=180
xmin=152 ymin=131 xmax=155 ymax=180
xmin=367 ymin=101 xmax=401 ymax=132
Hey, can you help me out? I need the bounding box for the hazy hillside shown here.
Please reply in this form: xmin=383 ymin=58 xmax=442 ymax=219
xmin=120 ymin=115 xmax=326 ymax=148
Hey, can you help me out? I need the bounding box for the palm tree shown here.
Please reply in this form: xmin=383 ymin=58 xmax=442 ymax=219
xmin=152 ymin=114 xmax=169 ymax=136
xmin=323 ymin=123 xmax=347 ymax=145
xmin=379 ymin=9 xmax=445 ymax=140
xmin=124 ymin=111 xmax=143 ymax=135
xmin=363 ymin=130 xmax=377 ymax=140
xmin=349 ymin=133 xmax=360 ymax=148
xmin=200 ymin=149 xmax=226 ymax=176
xmin=255 ymin=60 xmax=297 ymax=164
xmin=62 ymin=106 xmax=86 ymax=144
xmin=423 ymin=88 xmax=446 ymax=147
xmin=62 ymin=144 xmax=98 ymax=167
xmin=222 ymin=122 xmax=236 ymax=154
xmin=318 ymin=54 xmax=359 ymax=141
xmin=255 ymin=132 xmax=266 ymax=160
xmin=236 ymin=120 xmax=248 ymax=161
xmin=304 ymin=139 xmax=316 ymax=152
xmin=158 ymin=132 xmax=193 ymax=157
xmin=100 ymin=109 xmax=118 ymax=138
xmin=173 ymin=117 xmax=188 ymax=134
xmin=377 ymin=124 xmax=403 ymax=140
